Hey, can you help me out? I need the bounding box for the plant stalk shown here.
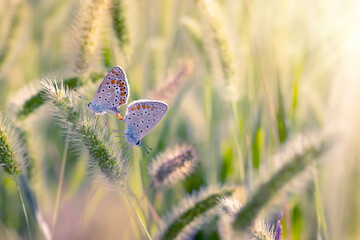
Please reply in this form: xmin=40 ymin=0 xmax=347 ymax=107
xmin=16 ymin=178 xmax=32 ymax=240
xmin=52 ymin=137 xmax=69 ymax=232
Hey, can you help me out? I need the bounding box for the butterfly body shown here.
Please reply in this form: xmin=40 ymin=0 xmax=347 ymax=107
xmin=87 ymin=66 xmax=130 ymax=120
xmin=123 ymin=100 xmax=168 ymax=146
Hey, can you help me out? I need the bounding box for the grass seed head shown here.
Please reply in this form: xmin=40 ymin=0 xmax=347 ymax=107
xmin=149 ymin=144 xmax=199 ymax=189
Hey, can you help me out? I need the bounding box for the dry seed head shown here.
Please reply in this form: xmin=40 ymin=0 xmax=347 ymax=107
xmin=149 ymin=144 xmax=199 ymax=189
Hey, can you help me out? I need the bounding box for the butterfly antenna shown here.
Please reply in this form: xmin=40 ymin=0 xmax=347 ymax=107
xmin=143 ymin=142 xmax=153 ymax=152
xmin=73 ymin=89 xmax=90 ymax=101
xmin=141 ymin=144 xmax=150 ymax=155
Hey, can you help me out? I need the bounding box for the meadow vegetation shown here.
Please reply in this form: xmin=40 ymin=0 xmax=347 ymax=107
xmin=1 ymin=0 xmax=360 ymax=239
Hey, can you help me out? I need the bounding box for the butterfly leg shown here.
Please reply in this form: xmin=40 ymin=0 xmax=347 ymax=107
xmin=116 ymin=113 xmax=124 ymax=120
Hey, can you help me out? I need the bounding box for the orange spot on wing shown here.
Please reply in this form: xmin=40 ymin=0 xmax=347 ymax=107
xmin=120 ymin=83 xmax=124 ymax=87
xmin=121 ymin=92 xmax=126 ymax=96
xmin=116 ymin=72 xmax=119 ymax=76
xmin=112 ymin=70 xmax=115 ymax=74
xmin=120 ymin=87 xmax=125 ymax=91
xmin=106 ymin=82 xmax=110 ymax=84
xmin=117 ymin=80 xmax=120 ymax=84
xmin=153 ymin=112 xmax=156 ymax=116
xmin=137 ymin=104 xmax=141 ymax=110
xmin=151 ymin=108 xmax=154 ymax=111
xmin=142 ymin=105 xmax=146 ymax=109
xmin=153 ymin=118 xmax=156 ymax=121
xmin=111 ymin=79 xmax=115 ymax=84
xmin=147 ymin=106 xmax=150 ymax=109
xmin=131 ymin=107 xmax=135 ymax=111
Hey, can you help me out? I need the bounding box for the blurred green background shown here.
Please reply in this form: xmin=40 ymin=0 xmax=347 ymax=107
xmin=1 ymin=0 xmax=360 ymax=239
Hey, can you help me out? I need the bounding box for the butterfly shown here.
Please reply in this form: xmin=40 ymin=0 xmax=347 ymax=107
xmin=121 ymin=100 xmax=168 ymax=147
xmin=80 ymin=66 xmax=130 ymax=123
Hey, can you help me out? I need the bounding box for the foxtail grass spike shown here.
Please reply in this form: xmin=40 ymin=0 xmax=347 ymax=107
xmin=0 ymin=111 xmax=25 ymax=176
xmin=42 ymin=79 xmax=127 ymax=184
xmin=251 ymin=220 xmax=277 ymax=240
xmin=232 ymin=133 xmax=328 ymax=230
xmin=0 ymin=2 xmax=23 ymax=70
xmin=150 ymin=61 xmax=194 ymax=103
xmin=156 ymin=185 xmax=234 ymax=240
xmin=69 ymin=0 xmax=110 ymax=75
xmin=275 ymin=212 xmax=283 ymax=240
xmin=0 ymin=112 xmax=33 ymax=239
xmin=217 ymin=196 xmax=242 ymax=240
xmin=218 ymin=197 xmax=278 ymax=240
xmin=180 ymin=17 xmax=207 ymax=62
xmin=15 ymin=127 xmax=35 ymax=181
xmin=110 ymin=0 xmax=128 ymax=48
xmin=149 ymin=144 xmax=199 ymax=189
xmin=199 ymin=0 xmax=240 ymax=102
xmin=11 ymin=73 xmax=104 ymax=119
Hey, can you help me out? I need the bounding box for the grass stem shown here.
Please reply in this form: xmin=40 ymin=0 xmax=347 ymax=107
xmin=312 ymin=161 xmax=329 ymax=240
xmin=15 ymin=178 xmax=32 ymax=240
xmin=121 ymin=187 xmax=152 ymax=240
xmin=231 ymin=101 xmax=245 ymax=181
xmin=52 ymin=137 xmax=69 ymax=233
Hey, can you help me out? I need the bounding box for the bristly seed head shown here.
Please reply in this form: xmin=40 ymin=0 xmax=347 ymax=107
xmin=149 ymin=144 xmax=199 ymax=189
xmin=218 ymin=196 xmax=242 ymax=216
xmin=42 ymin=79 xmax=127 ymax=185
xmin=0 ymin=112 xmax=25 ymax=176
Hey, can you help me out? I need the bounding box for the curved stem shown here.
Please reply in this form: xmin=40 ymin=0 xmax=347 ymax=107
xmin=15 ymin=178 xmax=32 ymax=240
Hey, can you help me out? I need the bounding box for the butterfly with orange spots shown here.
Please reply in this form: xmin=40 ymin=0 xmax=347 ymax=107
xmin=86 ymin=66 xmax=130 ymax=123
xmin=122 ymin=100 xmax=168 ymax=147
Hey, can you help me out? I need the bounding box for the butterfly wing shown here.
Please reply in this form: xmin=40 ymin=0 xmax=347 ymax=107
xmin=123 ymin=100 xmax=168 ymax=140
xmin=91 ymin=66 xmax=130 ymax=111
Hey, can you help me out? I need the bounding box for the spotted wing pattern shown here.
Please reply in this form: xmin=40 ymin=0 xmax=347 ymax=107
xmin=123 ymin=100 xmax=168 ymax=140
xmin=91 ymin=66 xmax=130 ymax=110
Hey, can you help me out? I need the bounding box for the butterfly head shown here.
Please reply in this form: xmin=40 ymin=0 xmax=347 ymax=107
xmin=87 ymin=102 xmax=102 ymax=113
